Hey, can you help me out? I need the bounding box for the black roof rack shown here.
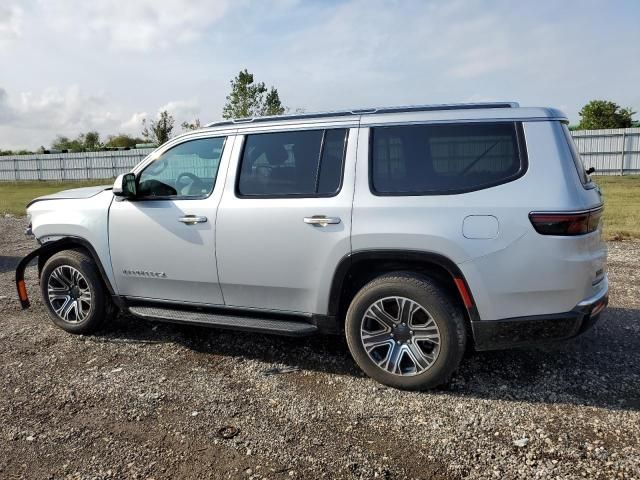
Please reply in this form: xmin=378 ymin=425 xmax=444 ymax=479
xmin=205 ymin=102 xmax=519 ymax=128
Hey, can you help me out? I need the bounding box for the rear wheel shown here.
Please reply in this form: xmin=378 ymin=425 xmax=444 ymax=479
xmin=345 ymin=273 xmax=466 ymax=390
xmin=40 ymin=249 xmax=108 ymax=334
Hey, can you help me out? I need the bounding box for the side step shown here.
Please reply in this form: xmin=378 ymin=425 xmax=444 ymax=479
xmin=128 ymin=306 xmax=318 ymax=337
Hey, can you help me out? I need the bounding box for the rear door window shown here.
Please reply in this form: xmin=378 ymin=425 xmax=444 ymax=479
xmin=237 ymin=129 xmax=348 ymax=197
xmin=370 ymin=122 xmax=526 ymax=195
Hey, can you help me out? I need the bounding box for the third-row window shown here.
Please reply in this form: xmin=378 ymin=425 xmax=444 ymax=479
xmin=370 ymin=122 xmax=525 ymax=195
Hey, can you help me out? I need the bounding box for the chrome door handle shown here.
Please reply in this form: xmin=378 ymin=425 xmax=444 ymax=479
xmin=178 ymin=215 xmax=208 ymax=225
xmin=303 ymin=215 xmax=341 ymax=226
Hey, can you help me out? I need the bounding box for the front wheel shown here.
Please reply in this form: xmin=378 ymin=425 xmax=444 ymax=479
xmin=40 ymin=249 xmax=108 ymax=334
xmin=345 ymin=273 xmax=467 ymax=390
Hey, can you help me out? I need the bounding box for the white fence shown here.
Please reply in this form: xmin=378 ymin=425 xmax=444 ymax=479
xmin=571 ymin=128 xmax=640 ymax=175
xmin=0 ymin=149 xmax=154 ymax=181
xmin=1 ymin=127 xmax=639 ymax=181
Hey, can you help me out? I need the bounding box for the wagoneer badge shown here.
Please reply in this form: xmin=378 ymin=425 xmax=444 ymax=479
xmin=122 ymin=269 xmax=167 ymax=278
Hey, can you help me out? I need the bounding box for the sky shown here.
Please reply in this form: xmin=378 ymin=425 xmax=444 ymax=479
xmin=0 ymin=0 xmax=639 ymax=150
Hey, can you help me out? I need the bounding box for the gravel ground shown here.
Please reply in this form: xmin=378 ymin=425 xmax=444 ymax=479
xmin=0 ymin=215 xmax=639 ymax=479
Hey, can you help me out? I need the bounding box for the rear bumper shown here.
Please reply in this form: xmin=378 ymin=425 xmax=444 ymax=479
xmin=471 ymin=278 xmax=609 ymax=351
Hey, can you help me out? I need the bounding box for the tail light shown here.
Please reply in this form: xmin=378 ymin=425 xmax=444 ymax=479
xmin=529 ymin=207 xmax=603 ymax=236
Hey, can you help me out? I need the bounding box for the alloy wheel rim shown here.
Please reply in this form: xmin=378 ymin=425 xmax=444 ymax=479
xmin=360 ymin=296 xmax=441 ymax=376
xmin=47 ymin=266 xmax=92 ymax=323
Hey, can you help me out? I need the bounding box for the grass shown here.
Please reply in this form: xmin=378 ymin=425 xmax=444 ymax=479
xmin=0 ymin=180 xmax=111 ymax=217
xmin=0 ymin=176 xmax=639 ymax=240
xmin=595 ymin=175 xmax=640 ymax=240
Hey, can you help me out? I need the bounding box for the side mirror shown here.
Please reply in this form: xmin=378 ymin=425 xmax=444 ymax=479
xmin=586 ymin=167 xmax=596 ymax=175
xmin=113 ymin=173 xmax=137 ymax=198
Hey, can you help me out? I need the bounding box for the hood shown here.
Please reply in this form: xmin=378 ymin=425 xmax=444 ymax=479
xmin=27 ymin=185 xmax=112 ymax=208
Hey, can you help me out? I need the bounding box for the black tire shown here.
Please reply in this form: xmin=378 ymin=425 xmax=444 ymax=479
xmin=40 ymin=249 xmax=108 ymax=334
xmin=345 ymin=273 xmax=467 ymax=390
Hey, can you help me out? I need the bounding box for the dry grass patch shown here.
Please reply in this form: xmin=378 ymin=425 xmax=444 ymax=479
xmin=595 ymin=175 xmax=640 ymax=240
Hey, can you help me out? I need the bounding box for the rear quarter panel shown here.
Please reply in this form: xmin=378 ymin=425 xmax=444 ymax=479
xmin=351 ymin=122 xmax=605 ymax=320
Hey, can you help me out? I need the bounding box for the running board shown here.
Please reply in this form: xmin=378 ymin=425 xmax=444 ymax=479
xmin=128 ymin=305 xmax=318 ymax=337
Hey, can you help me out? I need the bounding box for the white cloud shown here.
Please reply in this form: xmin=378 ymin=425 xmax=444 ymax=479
xmin=0 ymin=4 xmax=23 ymax=48
xmin=120 ymin=112 xmax=148 ymax=133
xmin=0 ymin=85 xmax=204 ymax=149
xmin=120 ymin=100 xmax=201 ymax=136
xmin=0 ymin=86 xmax=132 ymax=149
xmin=158 ymin=100 xmax=201 ymax=122
xmin=39 ymin=0 xmax=231 ymax=52
xmin=12 ymin=86 xmax=115 ymax=130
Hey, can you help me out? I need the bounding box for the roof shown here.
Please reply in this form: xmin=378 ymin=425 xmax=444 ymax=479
xmin=139 ymin=101 xmax=568 ymax=166
xmin=205 ymin=102 xmax=522 ymax=128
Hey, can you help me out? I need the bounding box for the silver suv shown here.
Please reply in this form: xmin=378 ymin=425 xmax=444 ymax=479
xmin=16 ymin=102 xmax=608 ymax=390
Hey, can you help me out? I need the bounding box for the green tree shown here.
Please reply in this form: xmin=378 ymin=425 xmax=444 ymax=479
xmin=577 ymin=100 xmax=636 ymax=130
xmin=52 ymin=135 xmax=83 ymax=152
xmin=262 ymin=87 xmax=285 ymax=116
xmin=105 ymin=134 xmax=145 ymax=148
xmin=181 ymin=118 xmax=202 ymax=131
xmin=51 ymin=131 xmax=103 ymax=152
xmin=83 ymin=131 xmax=101 ymax=150
xmin=0 ymin=148 xmax=35 ymax=155
xmin=222 ymin=69 xmax=286 ymax=119
xmin=142 ymin=110 xmax=174 ymax=145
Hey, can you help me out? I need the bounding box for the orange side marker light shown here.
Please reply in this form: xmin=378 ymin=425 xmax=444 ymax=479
xmin=17 ymin=280 xmax=28 ymax=301
xmin=454 ymin=278 xmax=473 ymax=308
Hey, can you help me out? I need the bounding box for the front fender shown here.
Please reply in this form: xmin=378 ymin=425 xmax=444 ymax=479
xmin=15 ymin=239 xmax=68 ymax=308
xmin=15 ymin=237 xmax=120 ymax=309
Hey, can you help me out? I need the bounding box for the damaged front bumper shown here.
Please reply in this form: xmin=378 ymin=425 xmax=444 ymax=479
xmin=15 ymin=239 xmax=67 ymax=309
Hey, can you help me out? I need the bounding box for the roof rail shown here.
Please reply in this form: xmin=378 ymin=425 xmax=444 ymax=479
xmin=205 ymin=102 xmax=519 ymax=128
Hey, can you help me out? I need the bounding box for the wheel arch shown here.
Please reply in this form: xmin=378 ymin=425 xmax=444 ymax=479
xmin=16 ymin=236 xmax=120 ymax=309
xmin=328 ymin=250 xmax=480 ymax=325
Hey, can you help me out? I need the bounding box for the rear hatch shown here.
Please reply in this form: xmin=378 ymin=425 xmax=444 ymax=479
xmin=563 ymin=123 xmax=607 ymax=289
xmin=527 ymin=123 xmax=606 ymax=295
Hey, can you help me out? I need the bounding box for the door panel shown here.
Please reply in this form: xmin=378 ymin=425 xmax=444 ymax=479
xmin=216 ymin=126 xmax=357 ymax=314
xmin=109 ymin=135 xmax=235 ymax=304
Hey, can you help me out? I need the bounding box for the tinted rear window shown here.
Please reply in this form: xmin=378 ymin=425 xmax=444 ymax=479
xmin=238 ymin=129 xmax=347 ymax=197
xmin=371 ymin=122 xmax=525 ymax=195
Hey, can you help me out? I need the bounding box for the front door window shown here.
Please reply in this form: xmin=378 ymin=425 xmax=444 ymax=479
xmin=138 ymin=137 xmax=226 ymax=198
